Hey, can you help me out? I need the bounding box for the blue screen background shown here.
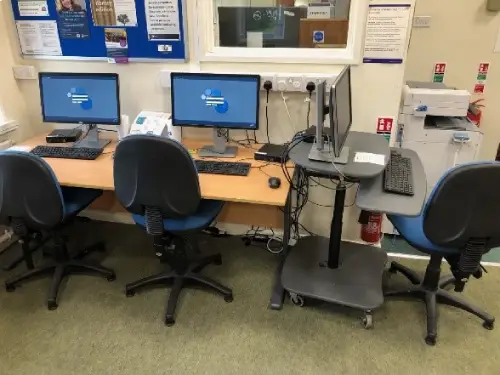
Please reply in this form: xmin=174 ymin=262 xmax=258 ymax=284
xmin=172 ymin=75 xmax=259 ymax=129
xmin=40 ymin=75 xmax=119 ymax=124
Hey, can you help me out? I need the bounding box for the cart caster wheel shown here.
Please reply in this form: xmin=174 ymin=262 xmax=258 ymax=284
xmin=425 ymin=335 xmax=437 ymax=346
xmin=290 ymin=293 xmax=305 ymax=307
xmin=165 ymin=317 xmax=175 ymax=327
xmin=388 ymin=264 xmax=398 ymax=274
xmin=48 ymin=301 xmax=58 ymax=311
xmin=125 ymin=290 xmax=135 ymax=298
xmin=362 ymin=314 xmax=374 ymax=329
xmin=224 ymin=294 xmax=234 ymax=303
xmin=483 ymin=320 xmax=494 ymax=330
xmin=214 ymin=255 xmax=222 ymax=266
xmin=96 ymin=243 xmax=106 ymax=253
xmin=107 ymin=273 xmax=116 ymax=282
xmin=5 ymin=284 xmax=16 ymax=292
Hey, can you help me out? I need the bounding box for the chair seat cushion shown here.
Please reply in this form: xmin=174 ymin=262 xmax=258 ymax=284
xmin=387 ymin=214 xmax=459 ymax=255
xmin=62 ymin=187 xmax=103 ymax=219
xmin=133 ymin=200 xmax=224 ymax=232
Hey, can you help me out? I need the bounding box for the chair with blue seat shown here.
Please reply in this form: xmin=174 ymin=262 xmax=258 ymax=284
xmin=0 ymin=151 xmax=116 ymax=310
xmin=385 ymin=161 xmax=499 ymax=346
xmin=113 ymin=135 xmax=233 ymax=326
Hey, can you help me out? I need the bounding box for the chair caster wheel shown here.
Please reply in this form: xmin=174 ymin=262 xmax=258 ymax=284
xmin=125 ymin=290 xmax=135 ymax=297
xmin=290 ymin=293 xmax=305 ymax=307
xmin=48 ymin=301 xmax=58 ymax=311
xmin=425 ymin=335 xmax=437 ymax=346
xmin=5 ymin=284 xmax=16 ymax=292
xmin=165 ymin=317 xmax=175 ymax=326
xmin=483 ymin=320 xmax=494 ymax=330
xmin=107 ymin=273 xmax=116 ymax=282
xmin=224 ymin=294 xmax=234 ymax=303
xmin=362 ymin=313 xmax=374 ymax=329
xmin=214 ymin=255 xmax=222 ymax=266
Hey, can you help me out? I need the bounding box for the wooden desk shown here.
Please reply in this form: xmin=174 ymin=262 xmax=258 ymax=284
xmin=20 ymin=135 xmax=293 ymax=228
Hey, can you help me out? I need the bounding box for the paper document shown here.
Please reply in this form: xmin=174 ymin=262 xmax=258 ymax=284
xmin=7 ymin=146 xmax=32 ymax=152
xmin=16 ymin=21 xmax=62 ymax=55
xmin=145 ymin=0 xmax=181 ymax=40
xmin=18 ymin=0 xmax=49 ymax=16
xmin=354 ymin=152 xmax=386 ymax=166
xmin=363 ymin=4 xmax=411 ymax=64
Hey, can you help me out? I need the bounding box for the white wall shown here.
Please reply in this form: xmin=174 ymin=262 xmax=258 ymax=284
xmin=1 ymin=0 xmax=415 ymax=240
xmin=405 ymin=0 xmax=500 ymax=160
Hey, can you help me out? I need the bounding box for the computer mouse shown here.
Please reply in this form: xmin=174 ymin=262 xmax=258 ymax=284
xmin=268 ymin=177 xmax=281 ymax=189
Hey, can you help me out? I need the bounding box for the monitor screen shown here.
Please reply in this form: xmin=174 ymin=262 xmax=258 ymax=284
xmin=330 ymin=66 xmax=352 ymax=157
xmin=39 ymin=73 xmax=120 ymax=125
xmin=171 ymin=73 xmax=260 ymax=130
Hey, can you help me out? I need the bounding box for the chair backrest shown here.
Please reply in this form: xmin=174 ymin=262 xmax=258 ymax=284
xmin=0 ymin=151 xmax=64 ymax=231
xmin=113 ymin=135 xmax=201 ymax=219
xmin=423 ymin=161 xmax=500 ymax=250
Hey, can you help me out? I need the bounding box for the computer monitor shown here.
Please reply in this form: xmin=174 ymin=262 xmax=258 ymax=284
xmin=217 ymin=7 xmax=302 ymax=48
xmin=330 ymin=65 xmax=352 ymax=159
xmin=39 ymin=72 xmax=120 ymax=149
xmin=171 ymin=72 xmax=260 ymax=158
xmin=308 ymin=65 xmax=352 ymax=165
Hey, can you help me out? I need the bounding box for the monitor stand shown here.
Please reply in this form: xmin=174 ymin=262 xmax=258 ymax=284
xmin=308 ymin=141 xmax=350 ymax=165
xmin=74 ymin=124 xmax=111 ymax=149
xmin=198 ymin=129 xmax=238 ymax=158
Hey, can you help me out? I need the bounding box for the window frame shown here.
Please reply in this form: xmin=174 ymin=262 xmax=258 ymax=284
xmin=193 ymin=0 xmax=368 ymax=65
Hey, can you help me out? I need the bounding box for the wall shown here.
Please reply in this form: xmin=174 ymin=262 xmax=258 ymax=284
xmin=405 ymin=0 xmax=500 ymax=160
xmin=0 ymin=2 xmax=31 ymax=142
xmin=1 ymin=0 xmax=414 ymax=240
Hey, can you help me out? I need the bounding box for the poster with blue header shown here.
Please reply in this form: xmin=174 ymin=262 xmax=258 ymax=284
xmin=55 ymin=0 xmax=90 ymax=39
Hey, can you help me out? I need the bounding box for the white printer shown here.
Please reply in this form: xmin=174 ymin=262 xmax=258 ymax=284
xmin=383 ymin=82 xmax=483 ymax=234
xmin=399 ymin=81 xmax=483 ymax=195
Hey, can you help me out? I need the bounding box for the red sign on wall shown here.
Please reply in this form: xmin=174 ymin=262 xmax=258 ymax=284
xmin=474 ymin=84 xmax=485 ymax=94
xmin=478 ymin=63 xmax=490 ymax=74
xmin=434 ymin=63 xmax=446 ymax=74
xmin=377 ymin=117 xmax=393 ymax=133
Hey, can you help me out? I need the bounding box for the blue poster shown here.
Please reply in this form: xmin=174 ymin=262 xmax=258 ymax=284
xmin=55 ymin=0 xmax=90 ymax=39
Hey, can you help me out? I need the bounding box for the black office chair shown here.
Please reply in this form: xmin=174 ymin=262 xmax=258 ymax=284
xmin=114 ymin=135 xmax=233 ymax=326
xmin=0 ymin=151 xmax=116 ymax=310
xmin=385 ymin=162 xmax=498 ymax=345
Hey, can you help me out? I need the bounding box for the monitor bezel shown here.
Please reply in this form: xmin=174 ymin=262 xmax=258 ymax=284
xmin=38 ymin=72 xmax=121 ymax=126
xmin=170 ymin=72 xmax=261 ymax=130
xmin=329 ymin=66 xmax=352 ymax=158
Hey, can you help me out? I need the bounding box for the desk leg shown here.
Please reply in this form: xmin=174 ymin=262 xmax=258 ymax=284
xmin=327 ymin=182 xmax=346 ymax=269
xmin=269 ymin=183 xmax=293 ymax=310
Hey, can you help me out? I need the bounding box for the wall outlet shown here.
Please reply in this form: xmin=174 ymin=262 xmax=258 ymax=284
xmin=413 ymin=16 xmax=431 ymax=28
xmin=260 ymin=74 xmax=276 ymax=91
xmin=12 ymin=65 xmax=37 ymax=80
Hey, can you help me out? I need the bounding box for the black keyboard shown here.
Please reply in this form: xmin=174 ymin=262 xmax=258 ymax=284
xmin=383 ymin=151 xmax=414 ymax=196
xmin=31 ymin=145 xmax=103 ymax=160
xmin=195 ymin=160 xmax=251 ymax=176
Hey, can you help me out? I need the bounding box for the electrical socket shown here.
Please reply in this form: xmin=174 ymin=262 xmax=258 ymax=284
xmin=260 ymin=74 xmax=276 ymax=91
xmin=413 ymin=16 xmax=431 ymax=28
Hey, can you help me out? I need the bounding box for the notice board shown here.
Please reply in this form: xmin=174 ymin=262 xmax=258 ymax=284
xmin=10 ymin=0 xmax=187 ymax=61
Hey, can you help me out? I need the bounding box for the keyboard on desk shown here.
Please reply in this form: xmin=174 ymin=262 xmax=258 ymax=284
xmin=31 ymin=145 xmax=103 ymax=160
xmin=383 ymin=150 xmax=414 ymax=196
xmin=195 ymin=160 xmax=251 ymax=176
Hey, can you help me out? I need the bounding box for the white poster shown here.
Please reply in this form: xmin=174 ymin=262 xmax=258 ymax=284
xmin=145 ymin=0 xmax=181 ymax=41
xmin=91 ymin=0 xmax=138 ymax=27
xmin=16 ymin=21 xmax=62 ymax=56
xmin=18 ymin=0 xmax=49 ymax=16
xmin=363 ymin=4 xmax=411 ymax=64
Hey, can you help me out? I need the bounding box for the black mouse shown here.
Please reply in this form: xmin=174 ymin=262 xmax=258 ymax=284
xmin=268 ymin=177 xmax=281 ymax=189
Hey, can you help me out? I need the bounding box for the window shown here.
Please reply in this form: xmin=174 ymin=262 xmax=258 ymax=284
xmin=195 ymin=0 xmax=367 ymax=64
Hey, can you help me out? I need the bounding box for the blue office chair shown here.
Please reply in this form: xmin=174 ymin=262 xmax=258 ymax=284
xmin=0 ymin=151 xmax=116 ymax=310
xmin=113 ymin=135 xmax=233 ymax=326
xmin=385 ymin=162 xmax=498 ymax=346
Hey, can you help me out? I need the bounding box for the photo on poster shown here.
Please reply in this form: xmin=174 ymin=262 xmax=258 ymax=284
xmin=91 ymin=0 xmax=137 ymax=27
xmin=55 ymin=0 xmax=91 ymax=39
xmin=18 ymin=0 xmax=50 ymax=17
xmin=104 ymin=28 xmax=128 ymax=61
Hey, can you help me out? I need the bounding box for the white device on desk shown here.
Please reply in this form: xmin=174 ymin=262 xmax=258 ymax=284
xmin=129 ymin=111 xmax=181 ymax=142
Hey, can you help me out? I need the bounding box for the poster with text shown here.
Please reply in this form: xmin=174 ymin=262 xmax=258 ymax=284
xmin=55 ymin=0 xmax=90 ymax=39
xmin=91 ymin=0 xmax=137 ymax=27
xmin=18 ymin=0 xmax=50 ymax=17
xmin=16 ymin=20 xmax=62 ymax=55
xmin=145 ymin=0 xmax=181 ymax=40
xmin=105 ymin=28 xmax=129 ymax=62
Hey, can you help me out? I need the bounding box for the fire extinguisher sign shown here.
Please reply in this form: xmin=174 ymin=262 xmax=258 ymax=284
xmin=376 ymin=117 xmax=394 ymax=143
